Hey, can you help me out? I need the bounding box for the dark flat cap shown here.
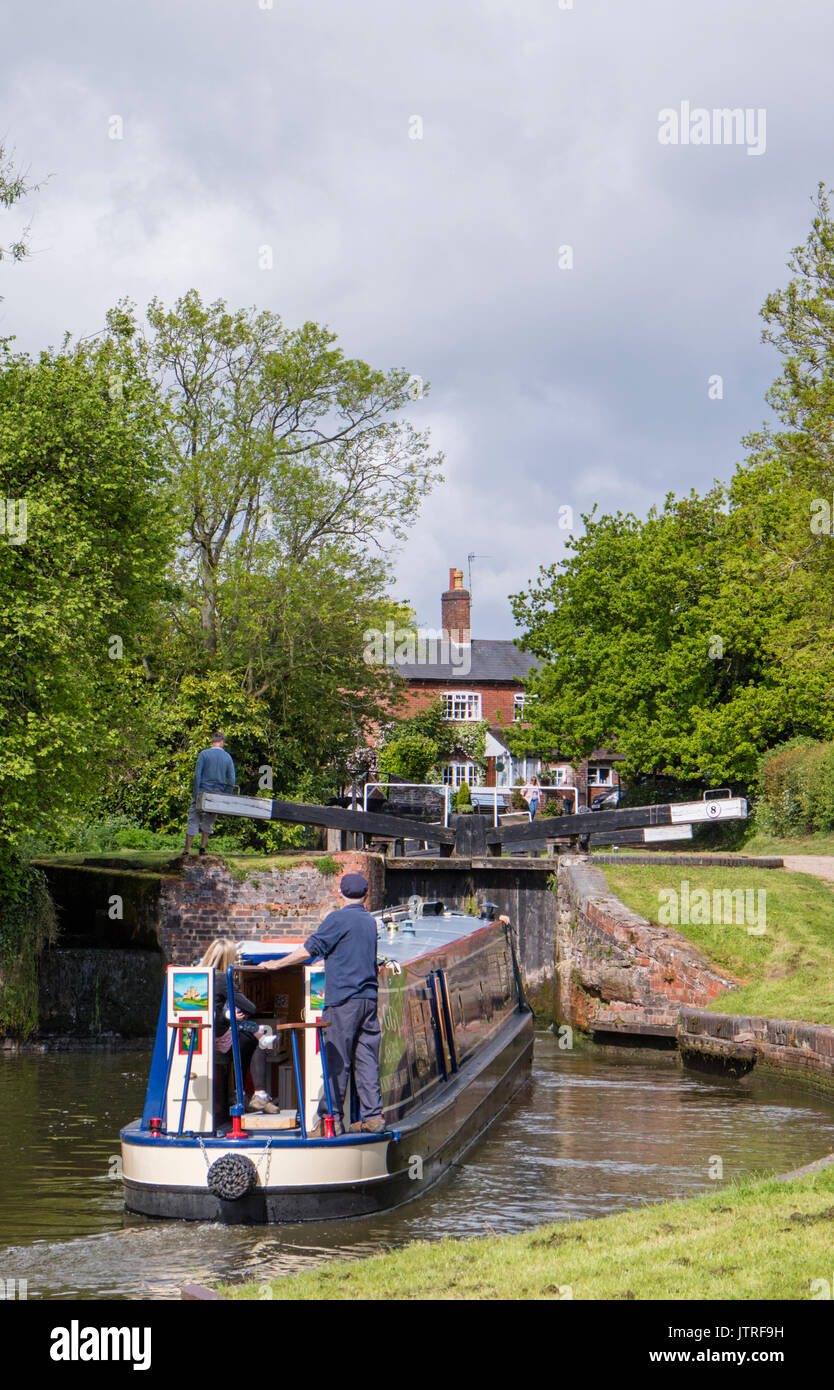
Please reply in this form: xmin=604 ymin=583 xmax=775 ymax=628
xmin=340 ymin=872 xmax=369 ymax=899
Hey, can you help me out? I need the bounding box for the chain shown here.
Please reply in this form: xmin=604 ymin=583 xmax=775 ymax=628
xmin=198 ymin=1130 xmax=272 ymax=1185
xmin=254 ymin=1136 xmax=273 ymax=1188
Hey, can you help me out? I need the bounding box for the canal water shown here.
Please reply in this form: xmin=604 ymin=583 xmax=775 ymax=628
xmin=2 ymin=1031 xmax=834 ymax=1300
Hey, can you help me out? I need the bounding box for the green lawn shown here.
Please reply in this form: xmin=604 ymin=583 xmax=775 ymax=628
xmin=219 ymin=1163 xmax=834 ymax=1300
xmin=602 ymin=865 xmax=834 ymax=1023
xmin=742 ymin=831 xmax=834 ymax=857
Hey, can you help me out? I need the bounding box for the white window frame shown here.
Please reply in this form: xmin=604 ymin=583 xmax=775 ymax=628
xmin=442 ymin=691 xmax=482 ymax=722
xmin=442 ymin=761 xmax=481 ymax=788
xmin=587 ymin=764 xmax=614 ymax=786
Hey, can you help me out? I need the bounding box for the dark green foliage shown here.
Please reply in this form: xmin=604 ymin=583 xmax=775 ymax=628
xmin=379 ymin=698 xmax=488 ymax=787
xmin=378 ymin=732 xmax=439 ymax=783
xmin=756 ymin=740 xmax=834 ymax=835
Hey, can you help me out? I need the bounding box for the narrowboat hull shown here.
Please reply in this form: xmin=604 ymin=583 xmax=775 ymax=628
xmin=122 ymin=1007 xmax=533 ymax=1224
xmin=122 ymin=908 xmax=533 ymax=1224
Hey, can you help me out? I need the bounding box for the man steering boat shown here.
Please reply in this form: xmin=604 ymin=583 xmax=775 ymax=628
xmin=258 ymin=872 xmax=383 ymax=1136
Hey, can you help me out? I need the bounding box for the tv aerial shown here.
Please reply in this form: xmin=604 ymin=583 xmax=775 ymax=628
xmin=466 ymin=553 xmax=491 ymax=596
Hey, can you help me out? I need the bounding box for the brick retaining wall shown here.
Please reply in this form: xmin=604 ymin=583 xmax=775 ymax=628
xmin=158 ymin=851 xmax=384 ymax=964
xmin=556 ymin=858 xmax=739 ymax=1031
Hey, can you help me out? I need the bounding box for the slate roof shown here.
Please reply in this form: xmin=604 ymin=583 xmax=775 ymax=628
xmin=392 ymin=639 xmax=539 ymax=683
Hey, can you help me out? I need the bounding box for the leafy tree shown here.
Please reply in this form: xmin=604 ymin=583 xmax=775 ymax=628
xmin=131 ymin=289 xmax=441 ymax=669
xmin=0 ymin=334 xmax=177 ymax=865
xmin=0 ymin=332 xmax=175 ymax=1030
xmin=96 ymin=291 xmax=442 ymax=802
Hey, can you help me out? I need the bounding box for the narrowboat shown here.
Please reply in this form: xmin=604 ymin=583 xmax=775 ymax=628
xmin=120 ymin=902 xmax=533 ymax=1223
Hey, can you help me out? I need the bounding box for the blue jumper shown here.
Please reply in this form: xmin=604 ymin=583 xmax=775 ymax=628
xmin=192 ymin=746 xmax=235 ymax=800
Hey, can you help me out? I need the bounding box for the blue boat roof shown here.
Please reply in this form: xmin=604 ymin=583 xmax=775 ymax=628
xmin=237 ymin=910 xmax=496 ymax=969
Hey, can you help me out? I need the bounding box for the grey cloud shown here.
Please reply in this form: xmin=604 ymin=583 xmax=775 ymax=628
xmin=2 ymin=0 xmax=833 ymax=636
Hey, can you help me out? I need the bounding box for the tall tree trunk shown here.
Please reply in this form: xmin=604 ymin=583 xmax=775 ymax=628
xmin=199 ymin=546 xmax=218 ymax=658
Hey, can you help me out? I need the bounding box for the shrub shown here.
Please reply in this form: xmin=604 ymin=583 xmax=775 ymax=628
xmin=378 ymin=732 xmax=439 ymax=783
xmin=756 ymin=739 xmax=834 ymax=835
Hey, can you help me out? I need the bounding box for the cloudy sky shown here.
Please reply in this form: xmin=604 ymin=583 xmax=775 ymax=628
xmin=4 ymin=0 xmax=833 ymax=637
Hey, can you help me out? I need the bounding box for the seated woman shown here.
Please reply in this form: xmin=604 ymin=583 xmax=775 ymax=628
xmin=197 ymin=939 xmax=280 ymax=1117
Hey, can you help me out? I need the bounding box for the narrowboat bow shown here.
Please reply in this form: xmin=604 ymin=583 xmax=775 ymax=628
xmin=120 ymin=903 xmax=533 ymax=1223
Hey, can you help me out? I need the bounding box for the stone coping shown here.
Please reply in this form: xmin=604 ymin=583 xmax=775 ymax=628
xmin=678 ymin=1007 xmax=834 ymax=1100
xmin=590 ymin=853 xmax=783 ymax=869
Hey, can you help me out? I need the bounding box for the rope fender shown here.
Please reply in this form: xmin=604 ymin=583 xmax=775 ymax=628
xmin=207 ymin=1152 xmax=258 ymax=1201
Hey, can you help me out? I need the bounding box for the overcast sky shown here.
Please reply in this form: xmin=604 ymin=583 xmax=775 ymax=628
xmin=4 ymin=0 xmax=833 ymax=637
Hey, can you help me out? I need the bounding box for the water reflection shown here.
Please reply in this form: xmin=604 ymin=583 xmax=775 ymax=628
xmin=2 ymin=1034 xmax=833 ymax=1299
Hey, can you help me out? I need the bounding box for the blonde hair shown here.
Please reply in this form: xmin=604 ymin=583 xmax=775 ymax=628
xmin=198 ymin=938 xmax=239 ymax=972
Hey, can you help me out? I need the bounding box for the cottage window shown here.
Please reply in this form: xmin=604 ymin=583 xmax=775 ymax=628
xmin=442 ymin=691 xmax=482 ymax=722
xmin=442 ymin=761 xmax=480 ymax=788
xmin=587 ymin=764 xmax=614 ymax=786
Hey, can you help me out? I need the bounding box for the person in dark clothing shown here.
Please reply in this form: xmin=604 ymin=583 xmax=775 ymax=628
xmin=185 ymin=731 xmax=236 ymax=855
xmin=258 ymin=872 xmax=383 ymax=1137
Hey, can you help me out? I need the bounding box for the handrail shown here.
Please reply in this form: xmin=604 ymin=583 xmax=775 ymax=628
xmin=226 ymin=965 xmax=247 ymax=1138
xmin=436 ymin=969 xmax=458 ymax=1073
xmin=177 ymin=1028 xmax=197 ymax=1136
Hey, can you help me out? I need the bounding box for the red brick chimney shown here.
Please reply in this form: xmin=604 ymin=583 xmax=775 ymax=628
xmin=441 ymin=567 xmax=471 ymax=644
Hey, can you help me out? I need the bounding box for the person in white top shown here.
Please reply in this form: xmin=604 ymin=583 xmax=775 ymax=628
xmin=521 ymin=777 xmax=541 ymax=821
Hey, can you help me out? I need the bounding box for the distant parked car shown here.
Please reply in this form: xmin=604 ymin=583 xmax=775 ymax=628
xmin=590 ymin=790 xmax=620 ymax=811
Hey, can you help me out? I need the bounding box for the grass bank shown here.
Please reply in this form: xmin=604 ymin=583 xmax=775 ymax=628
xmin=742 ymin=831 xmax=834 ymax=857
xmin=219 ymin=1162 xmax=834 ymax=1300
xmin=601 ymin=865 xmax=834 ymax=1024
xmin=31 ymin=848 xmax=343 ymax=877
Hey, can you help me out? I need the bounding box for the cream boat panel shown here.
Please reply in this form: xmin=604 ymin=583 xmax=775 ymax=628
xmin=122 ymin=1139 xmax=391 ymax=1189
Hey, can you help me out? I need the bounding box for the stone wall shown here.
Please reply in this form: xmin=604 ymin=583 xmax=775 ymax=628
xmin=556 ymin=858 xmax=738 ymax=1031
xmin=38 ymin=948 xmax=165 ymax=1036
xmin=35 ymin=861 xmax=169 ymax=950
xmin=28 ymin=851 xmax=383 ymax=1036
xmin=678 ymin=1008 xmax=834 ymax=1095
